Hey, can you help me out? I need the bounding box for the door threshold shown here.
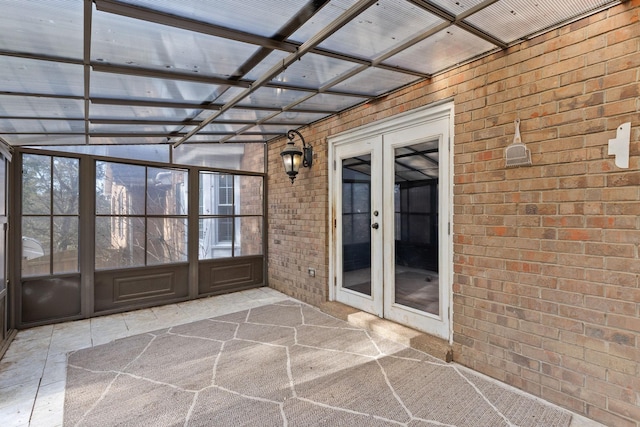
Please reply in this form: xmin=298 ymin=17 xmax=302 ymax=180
xmin=320 ymin=301 xmax=452 ymax=362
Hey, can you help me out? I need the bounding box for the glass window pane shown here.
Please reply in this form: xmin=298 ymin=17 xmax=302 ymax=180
xmin=35 ymin=144 xmax=170 ymax=164
xmin=22 ymin=217 xmax=50 ymax=276
xmin=53 ymin=157 xmax=79 ymax=215
xmin=53 ymin=217 xmax=78 ymax=274
xmin=0 ymin=159 xmax=6 ymax=217
xmin=353 ymin=183 xmax=370 ymax=213
xmin=174 ymin=143 xmax=264 ymax=172
xmin=235 ymin=217 xmax=262 ymax=257
xmin=147 ymin=168 xmax=188 ymax=215
xmin=198 ymin=218 xmax=232 ymax=260
xmin=147 ymin=218 xmax=188 ymax=265
xmin=96 ymin=162 xmax=146 ymax=215
xmin=217 ymin=175 xmax=233 ymax=215
xmin=95 ymin=216 xmax=145 ymax=269
xmin=22 ymin=154 xmax=51 ymax=215
xmin=236 ymin=176 xmax=263 ymax=216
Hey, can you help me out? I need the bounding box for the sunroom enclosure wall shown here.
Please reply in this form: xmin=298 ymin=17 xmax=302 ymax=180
xmin=267 ymin=2 xmax=640 ymax=427
xmin=13 ymin=147 xmax=266 ymax=327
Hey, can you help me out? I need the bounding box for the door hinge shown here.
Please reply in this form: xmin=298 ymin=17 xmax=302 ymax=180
xmin=448 ymin=136 xmax=451 ymax=151
xmin=448 ymin=222 xmax=451 ymax=235
xmin=333 ymin=160 xmax=336 ymax=170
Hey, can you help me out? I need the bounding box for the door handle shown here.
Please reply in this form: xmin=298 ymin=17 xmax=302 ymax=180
xmin=371 ymin=223 xmax=379 ymax=229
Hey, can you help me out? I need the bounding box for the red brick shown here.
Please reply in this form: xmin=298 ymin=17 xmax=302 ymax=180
xmin=268 ymin=4 xmax=640 ymax=426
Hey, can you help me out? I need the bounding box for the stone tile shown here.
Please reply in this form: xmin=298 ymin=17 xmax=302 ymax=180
xmin=40 ymin=352 xmax=68 ymax=387
xmin=29 ymin=380 xmax=65 ymax=427
xmin=0 ymin=357 xmax=46 ymax=389
xmin=48 ymin=333 xmax=92 ymax=357
xmin=90 ymin=314 xmax=130 ymax=346
xmin=0 ymin=379 xmax=39 ymax=426
xmin=12 ymin=325 xmax=53 ymax=343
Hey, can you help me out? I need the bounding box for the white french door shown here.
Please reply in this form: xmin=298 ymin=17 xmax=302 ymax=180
xmin=330 ymin=105 xmax=452 ymax=340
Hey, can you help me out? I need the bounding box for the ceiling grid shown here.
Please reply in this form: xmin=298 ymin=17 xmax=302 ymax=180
xmin=0 ymin=0 xmax=621 ymax=147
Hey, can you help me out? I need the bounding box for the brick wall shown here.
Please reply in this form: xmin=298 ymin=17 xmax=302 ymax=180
xmin=267 ymin=2 xmax=640 ymax=425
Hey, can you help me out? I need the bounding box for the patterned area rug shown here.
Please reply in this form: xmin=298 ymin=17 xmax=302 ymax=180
xmin=64 ymin=301 xmax=572 ymax=426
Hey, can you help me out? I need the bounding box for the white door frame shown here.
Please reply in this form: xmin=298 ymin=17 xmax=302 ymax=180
xmin=328 ymin=102 xmax=454 ymax=341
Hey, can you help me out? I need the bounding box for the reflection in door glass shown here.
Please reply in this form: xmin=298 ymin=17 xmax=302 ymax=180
xmin=342 ymin=155 xmax=371 ymax=296
xmin=393 ymin=140 xmax=439 ymax=314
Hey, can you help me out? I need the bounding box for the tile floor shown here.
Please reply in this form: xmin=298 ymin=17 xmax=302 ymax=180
xmin=0 ymin=287 xmax=603 ymax=427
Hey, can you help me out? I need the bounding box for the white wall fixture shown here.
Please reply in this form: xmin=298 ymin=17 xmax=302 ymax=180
xmin=608 ymin=122 xmax=631 ymax=169
xmin=505 ymin=119 xmax=531 ymax=167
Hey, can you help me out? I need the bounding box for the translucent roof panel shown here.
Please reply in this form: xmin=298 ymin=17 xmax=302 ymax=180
xmin=245 ymin=124 xmax=295 ymax=135
xmin=314 ymin=0 xmax=446 ymax=60
xmin=332 ymin=67 xmax=422 ymax=96
xmin=173 ymin=143 xmax=264 ymax=172
xmin=89 ymin=123 xmax=186 ymax=134
xmin=383 ymin=26 xmax=498 ymax=75
xmin=260 ymin=53 xmax=361 ymax=89
xmin=224 ymin=135 xmax=269 ymax=143
xmin=168 ymin=135 xmax=223 ymax=144
xmin=92 ymin=10 xmax=261 ymax=77
xmin=427 ymin=0 xmax=489 ymax=16
xmin=290 ymin=0 xmax=366 ymax=43
xmin=3 ymin=134 xmax=86 ymax=146
xmin=196 ymin=109 xmax=267 ymax=123
xmin=223 ymin=88 xmax=312 ymax=110
xmin=0 ymin=0 xmax=621 ymax=147
xmin=294 ymin=93 xmax=368 ymax=113
xmin=264 ymin=112 xmax=331 ymax=125
xmin=201 ymin=123 xmax=250 ymax=133
xmin=464 ymin=0 xmax=617 ymax=44
xmin=90 ymin=104 xmax=206 ymax=121
xmin=120 ymin=0 xmax=308 ymax=38
xmin=0 ymin=119 xmax=84 ymax=134
xmin=1 ymin=57 xmax=84 ymax=97
xmin=0 ymin=0 xmax=84 ymax=60
xmin=31 ymin=144 xmax=170 ymax=163
xmin=90 ymin=71 xmax=225 ymax=103
xmin=242 ymin=51 xmax=291 ymax=81
xmin=89 ymin=136 xmax=169 ymax=145
xmin=0 ymin=96 xmax=84 ymax=119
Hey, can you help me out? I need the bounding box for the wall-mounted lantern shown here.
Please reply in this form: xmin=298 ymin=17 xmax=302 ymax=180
xmin=280 ymin=129 xmax=313 ymax=184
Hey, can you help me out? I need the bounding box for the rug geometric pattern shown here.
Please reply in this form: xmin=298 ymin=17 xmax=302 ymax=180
xmin=64 ymin=301 xmax=572 ymax=427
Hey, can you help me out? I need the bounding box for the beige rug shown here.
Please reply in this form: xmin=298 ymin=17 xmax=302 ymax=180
xmin=64 ymin=301 xmax=572 ymax=426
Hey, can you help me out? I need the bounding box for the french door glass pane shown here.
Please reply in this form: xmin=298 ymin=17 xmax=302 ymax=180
xmin=393 ymin=141 xmax=439 ymax=315
xmin=342 ymin=154 xmax=371 ymax=296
